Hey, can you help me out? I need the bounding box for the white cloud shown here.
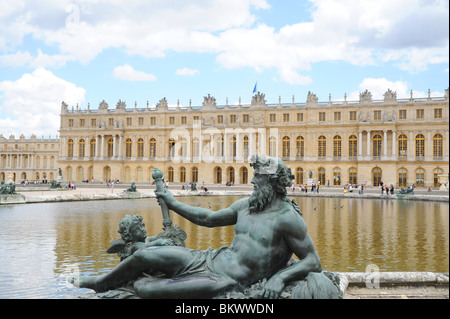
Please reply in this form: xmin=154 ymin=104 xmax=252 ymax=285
xmin=175 ymin=68 xmax=200 ymax=76
xmin=0 ymin=68 xmax=85 ymax=137
xmin=113 ymin=64 xmax=157 ymax=82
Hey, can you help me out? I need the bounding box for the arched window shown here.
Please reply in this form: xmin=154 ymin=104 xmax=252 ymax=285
xmin=349 ymin=167 xmax=357 ymax=185
xmin=398 ymin=134 xmax=407 ymax=159
xmin=433 ymin=134 xmax=443 ymax=159
xmin=240 ymin=167 xmax=248 ymax=184
xmin=296 ymin=136 xmax=304 ymax=158
xmin=149 ymin=138 xmax=156 ymax=158
xmin=67 ymin=139 xmax=74 ymax=157
xmin=269 ymin=136 xmax=277 ymax=157
xmin=125 ymin=138 xmax=132 ymax=158
xmin=88 ymin=166 xmax=94 ymax=181
xmin=282 ymin=136 xmax=290 ymax=158
xmin=318 ymin=136 xmax=326 ymax=158
xmin=228 ymin=167 xmax=235 ymax=184
xmin=333 ymin=135 xmax=342 ymax=158
xmin=107 ymin=138 xmax=114 ymax=157
xmin=348 ymin=135 xmax=357 ymax=158
xmin=415 ymin=168 xmax=425 ymax=187
xmin=398 ymin=168 xmax=407 ymax=187
xmin=415 ymin=134 xmax=425 ymax=159
xmin=333 ymin=167 xmax=341 ymax=185
xmin=168 ymin=167 xmax=174 ymax=183
xmin=77 ymin=166 xmax=84 ymax=182
xmin=66 ymin=166 xmax=72 ymax=181
xmin=180 ymin=167 xmax=186 ymax=183
xmin=103 ymin=166 xmax=111 ymax=181
xmin=125 ymin=166 xmax=131 ymax=183
xmin=137 ymin=166 xmax=143 ymax=183
xmin=79 ymin=139 xmax=85 ymax=158
xmin=372 ymin=167 xmax=382 ymax=186
xmin=90 ymin=139 xmax=96 ymax=158
xmin=215 ymin=167 xmax=222 ymax=184
xmin=296 ymin=167 xmax=303 ymax=185
xmin=372 ymin=134 xmax=382 ymax=158
xmin=50 ymin=156 xmax=55 ymax=168
xmin=318 ymin=167 xmax=325 ymax=185
xmin=192 ymin=167 xmax=199 ymax=183
xmin=137 ymin=138 xmax=144 ymax=158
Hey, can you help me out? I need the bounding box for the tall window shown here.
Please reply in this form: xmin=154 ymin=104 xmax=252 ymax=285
xmin=333 ymin=135 xmax=341 ymax=158
xmin=149 ymin=138 xmax=156 ymax=158
xmin=169 ymin=138 xmax=175 ymax=157
xmin=192 ymin=138 xmax=200 ymax=158
xmin=217 ymin=137 xmax=224 ymax=157
xmin=107 ymin=138 xmax=114 ymax=157
xmin=318 ymin=136 xmax=326 ymax=158
xmin=137 ymin=138 xmax=144 ymax=158
xmin=180 ymin=167 xmax=186 ymax=183
xmin=228 ymin=167 xmax=235 ymax=184
xmin=349 ymin=168 xmax=357 ymax=185
xmin=241 ymin=167 xmax=248 ymax=184
xmin=296 ymin=168 xmax=303 ymax=185
xmin=180 ymin=138 xmax=187 ymax=158
xmin=282 ymin=136 xmax=290 ymax=158
xmin=333 ymin=167 xmax=341 ymax=185
xmin=433 ymin=134 xmax=443 ymax=159
xmin=243 ymin=136 xmax=249 ymax=158
xmin=168 ymin=167 xmax=174 ymax=183
xmin=415 ymin=134 xmax=425 ymax=159
xmin=137 ymin=167 xmax=143 ymax=183
xmin=79 ymin=139 xmax=85 ymax=158
xmin=230 ymin=136 xmax=236 ymax=157
xmin=348 ymin=135 xmax=357 ymax=158
xmin=67 ymin=139 xmax=74 ymax=157
xmin=90 ymin=139 xmax=96 ymax=157
xmin=398 ymin=134 xmax=407 ymax=159
xmin=318 ymin=167 xmax=325 ymax=186
xmin=192 ymin=167 xmax=199 ymax=183
xmin=372 ymin=134 xmax=382 ymax=158
xmin=415 ymin=168 xmax=425 ymax=187
xmin=125 ymin=138 xmax=132 ymax=158
xmin=125 ymin=166 xmax=131 ymax=183
xmin=372 ymin=167 xmax=382 ymax=186
xmin=269 ymin=136 xmax=277 ymax=157
xmin=77 ymin=167 xmax=84 ymax=182
xmin=296 ymin=136 xmax=304 ymax=158
xmin=398 ymin=168 xmax=407 ymax=187
xmin=215 ymin=167 xmax=222 ymax=184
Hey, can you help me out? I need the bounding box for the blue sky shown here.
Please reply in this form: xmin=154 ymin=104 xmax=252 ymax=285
xmin=0 ymin=0 xmax=448 ymax=137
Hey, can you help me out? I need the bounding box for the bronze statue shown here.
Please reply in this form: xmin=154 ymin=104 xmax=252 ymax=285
xmin=70 ymin=155 xmax=340 ymax=299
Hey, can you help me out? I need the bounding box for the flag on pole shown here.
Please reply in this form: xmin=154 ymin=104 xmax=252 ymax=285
xmin=252 ymin=82 xmax=257 ymax=94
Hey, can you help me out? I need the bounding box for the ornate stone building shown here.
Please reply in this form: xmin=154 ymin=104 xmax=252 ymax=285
xmin=56 ymin=89 xmax=449 ymax=188
xmin=0 ymin=134 xmax=59 ymax=183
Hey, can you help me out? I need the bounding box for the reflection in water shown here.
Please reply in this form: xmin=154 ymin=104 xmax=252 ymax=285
xmin=0 ymin=196 xmax=448 ymax=298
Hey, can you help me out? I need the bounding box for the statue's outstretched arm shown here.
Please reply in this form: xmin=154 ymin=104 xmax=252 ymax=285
xmin=155 ymin=189 xmax=244 ymax=227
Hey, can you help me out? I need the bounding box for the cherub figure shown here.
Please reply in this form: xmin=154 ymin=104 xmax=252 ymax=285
xmin=107 ymin=215 xmax=173 ymax=261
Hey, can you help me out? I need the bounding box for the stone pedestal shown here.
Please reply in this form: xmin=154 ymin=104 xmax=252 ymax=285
xmin=438 ymin=174 xmax=448 ymax=191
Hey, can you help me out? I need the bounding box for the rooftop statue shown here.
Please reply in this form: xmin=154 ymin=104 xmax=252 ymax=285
xmin=69 ymin=155 xmax=341 ymax=299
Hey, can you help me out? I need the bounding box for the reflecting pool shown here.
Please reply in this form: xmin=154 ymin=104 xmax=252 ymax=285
xmin=0 ymin=196 xmax=448 ymax=298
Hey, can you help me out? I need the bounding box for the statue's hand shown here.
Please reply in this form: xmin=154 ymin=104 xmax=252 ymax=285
xmin=261 ymin=276 xmax=285 ymax=299
xmin=154 ymin=189 xmax=176 ymax=208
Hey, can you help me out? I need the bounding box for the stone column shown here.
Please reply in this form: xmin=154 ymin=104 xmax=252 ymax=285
xmin=101 ymin=135 xmax=105 ymax=158
xmin=367 ymin=131 xmax=371 ymax=159
xmin=95 ymin=135 xmax=99 ymax=159
xmin=118 ymin=135 xmax=123 ymax=159
xmin=383 ymin=130 xmax=387 ymax=159
xmin=113 ymin=135 xmax=117 ymax=158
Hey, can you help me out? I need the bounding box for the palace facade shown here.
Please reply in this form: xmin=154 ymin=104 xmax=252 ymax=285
xmin=0 ymin=134 xmax=59 ymax=183
xmin=56 ymin=89 xmax=449 ymax=188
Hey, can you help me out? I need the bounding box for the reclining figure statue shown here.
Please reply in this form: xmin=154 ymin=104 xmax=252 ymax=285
xmin=70 ymin=155 xmax=341 ymax=299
